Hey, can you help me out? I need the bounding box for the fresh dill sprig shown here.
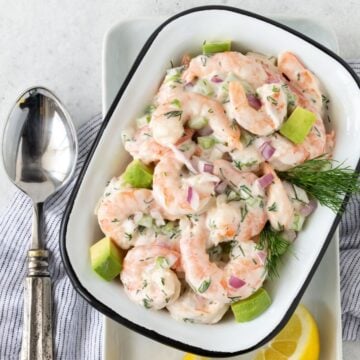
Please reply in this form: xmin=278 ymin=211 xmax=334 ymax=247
xmin=278 ymin=157 xmax=360 ymax=213
xmin=257 ymin=224 xmax=290 ymax=279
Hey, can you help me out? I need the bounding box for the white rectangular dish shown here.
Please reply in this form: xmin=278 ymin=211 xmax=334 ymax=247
xmin=61 ymin=6 xmax=359 ymax=357
xmin=101 ymin=16 xmax=342 ymax=360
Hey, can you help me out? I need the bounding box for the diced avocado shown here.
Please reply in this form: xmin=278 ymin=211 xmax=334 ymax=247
xmin=198 ymin=136 xmax=216 ymax=149
xmin=202 ymin=40 xmax=232 ymax=55
xmin=231 ymin=288 xmax=271 ymax=322
xmin=122 ymin=159 xmax=153 ymax=189
xmin=90 ymin=237 xmax=123 ymax=281
xmin=280 ymin=106 xmax=316 ymax=144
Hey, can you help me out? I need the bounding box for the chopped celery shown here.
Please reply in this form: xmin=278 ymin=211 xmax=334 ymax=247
xmin=280 ymin=106 xmax=316 ymax=144
xmin=193 ymin=78 xmax=214 ymax=97
xmin=188 ymin=116 xmax=208 ymax=130
xmin=198 ymin=136 xmax=216 ymax=149
xmin=156 ymin=256 xmax=170 ymax=269
xmin=231 ymin=288 xmax=271 ymax=322
xmin=137 ymin=215 xmax=153 ymax=228
xmin=202 ymin=40 xmax=232 ymax=55
xmin=136 ymin=115 xmax=150 ymax=128
xmin=290 ymin=213 xmax=305 ymax=231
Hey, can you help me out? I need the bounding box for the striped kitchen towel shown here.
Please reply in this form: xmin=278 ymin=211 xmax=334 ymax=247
xmin=0 ymin=115 xmax=103 ymax=360
xmin=1 ymin=63 xmax=360 ymax=360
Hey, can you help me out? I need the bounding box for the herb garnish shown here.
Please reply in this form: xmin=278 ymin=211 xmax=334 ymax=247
xmin=257 ymin=224 xmax=290 ymax=279
xmin=198 ymin=279 xmax=211 ymax=293
xmin=164 ymin=110 xmax=182 ymax=119
xmin=267 ymin=202 xmax=277 ymax=212
xmin=266 ymin=95 xmax=278 ymax=106
xmin=278 ymin=156 xmax=360 ymax=213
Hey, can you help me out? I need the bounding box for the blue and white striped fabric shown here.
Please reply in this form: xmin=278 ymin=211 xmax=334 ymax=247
xmin=0 ymin=115 xmax=103 ymax=359
xmin=1 ymin=63 xmax=360 ymax=359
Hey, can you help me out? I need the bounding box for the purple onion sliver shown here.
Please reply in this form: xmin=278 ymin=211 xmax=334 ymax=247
xmin=187 ymin=186 xmax=193 ymax=203
xmin=211 ymin=75 xmax=223 ymax=83
xmin=197 ymin=125 xmax=213 ymax=137
xmin=258 ymin=173 xmax=274 ymax=189
xmin=260 ymin=141 xmax=275 ymax=160
xmin=229 ymin=275 xmax=246 ymax=289
xmin=203 ymin=163 xmax=214 ymax=174
xmin=215 ymin=181 xmax=227 ymax=194
xmin=257 ymin=251 xmax=267 ymax=264
xmin=246 ymin=94 xmax=262 ymax=110
xmin=300 ymin=199 xmax=318 ymax=217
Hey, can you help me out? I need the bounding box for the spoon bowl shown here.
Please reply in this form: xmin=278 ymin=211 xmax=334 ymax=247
xmin=2 ymin=87 xmax=77 ymax=203
xmin=2 ymin=86 xmax=77 ymax=360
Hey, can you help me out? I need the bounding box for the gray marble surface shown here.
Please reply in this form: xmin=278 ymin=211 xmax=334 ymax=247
xmin=0 ymin=0 xmax=359 ymax=358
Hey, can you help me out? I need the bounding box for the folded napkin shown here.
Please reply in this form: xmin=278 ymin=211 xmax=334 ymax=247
xmin=1 ymin=63 xmax=360 ymax=359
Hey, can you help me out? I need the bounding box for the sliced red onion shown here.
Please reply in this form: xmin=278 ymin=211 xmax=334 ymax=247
xmin=229 ymin=275 xmax=246 ymax=289
xmin=190 ymin=188 xmax=200 ymax=210
xmin=258 ymin=173 xmax=274 ymax=189
xmin=185 ymin=81 xmax=194 ymax=88
xmin=169 ymin=144 xmax=198 ymax=174
xmin=300 ymin=199 xmax=318 ymax=217
xmin=196 ymin=125 xmax=213 ymax=137
xmin=257 ymin=251 xmax=267 ymax=264
xmin=187 ymin=186 xmax=193 ymax=203
xmin=198 ymin=160 xmax=214 ymax=174
xmin=215 ymin=181 xmax=227 ymax=194
xmin=259 ymin=141 xmax=275 ymax=160
xmin=282 ymin=230 xmax=297 ymax=243
xmin=246 ymin=94 xmax=262 ymax=110
xmin=211 ymin=75 xmax=223 ymax=83
xmin=203 ymin=163 xmax=214 ymax=173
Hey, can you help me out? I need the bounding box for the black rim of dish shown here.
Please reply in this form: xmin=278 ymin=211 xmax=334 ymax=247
xmin=60 ymin=5 xmax=360 ymax=357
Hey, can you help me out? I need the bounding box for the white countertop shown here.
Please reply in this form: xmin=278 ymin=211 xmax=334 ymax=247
xmin=0 ymin=0 xmax=359 ymax=358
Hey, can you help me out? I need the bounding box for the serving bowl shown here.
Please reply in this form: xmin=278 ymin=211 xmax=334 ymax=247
xmin=60 ymin=5 xmax=360 ymax=357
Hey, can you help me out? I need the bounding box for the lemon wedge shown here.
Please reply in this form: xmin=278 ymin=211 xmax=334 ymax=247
xmin=183 ymin=353 xmax=208 ymax=360
xmin=253 ymin=304 xmax=320 ymax=360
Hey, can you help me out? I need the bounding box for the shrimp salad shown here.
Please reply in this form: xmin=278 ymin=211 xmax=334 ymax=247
xmin=92 ymin=42 xmax=335 ymax=325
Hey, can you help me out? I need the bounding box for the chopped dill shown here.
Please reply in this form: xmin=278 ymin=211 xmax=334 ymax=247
xmin=278 ymin=156 xmax=360 ymax=213
xmin=257 ymin=224 xmax=291 ymax=279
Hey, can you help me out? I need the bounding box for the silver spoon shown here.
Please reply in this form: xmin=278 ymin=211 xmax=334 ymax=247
xmin=2 ymin=87 xmax=78 ymax=360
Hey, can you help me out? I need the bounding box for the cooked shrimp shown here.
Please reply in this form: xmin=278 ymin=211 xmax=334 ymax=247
xmin=264 ymin=111 xmax=326 ymax=171
xmin=97 ymin=188 xmax=173 ymax=249
xmin=246 ymin=52 xmax=283 ymax=84
xmin=155 ymin=66 xmax=185 ymax=105
xmin=224 ymin=239 xmax=267 ymax=300
xmin=123 ymin=125 xmax=169 ymax=164
xmin=206 ymin=160 xmax=267 ymax=244
xmin=182 ymin=52 xmax=268 ymax=89
xmin=153 ymin=154 xmax=218 ymax=217
xmin=150 ymin=91 xmax=241 ymax=150
xmin=278 ymin=51 xmax=323 ymax=113
xmin=180 ymin=217 xmax=267 ymax=303
xmin=262 ymin=163 xmax=294 ymax=230
xmin=167 ymin=288 xmax=229 ymax=324
xmin=228 ymin=81 xmax=287 ymax=136
xmin=121 ymin=245 xmax=181 ymax=310
xmin=265 ymin=134 xmax=309 ymax=171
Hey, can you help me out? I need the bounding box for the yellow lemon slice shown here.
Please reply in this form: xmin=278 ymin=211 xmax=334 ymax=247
xmin=253 ymin=304 xmax=320 ymax=360
xmin=183 ymin=353 xmax=209 ymax=360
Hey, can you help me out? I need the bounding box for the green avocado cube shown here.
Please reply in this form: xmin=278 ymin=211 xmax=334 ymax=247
xmin=231 ymin=288 xmax=271 ymax=322
xmin=280 ymin=106 xmax=316 ymax=144
xmin=202 ymin=40 xmax=232 ymax=55
xmin=90 ymin=237 xmax=123 ymax=281
xmin=122 ymin=159 xmax=153 ymax=189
